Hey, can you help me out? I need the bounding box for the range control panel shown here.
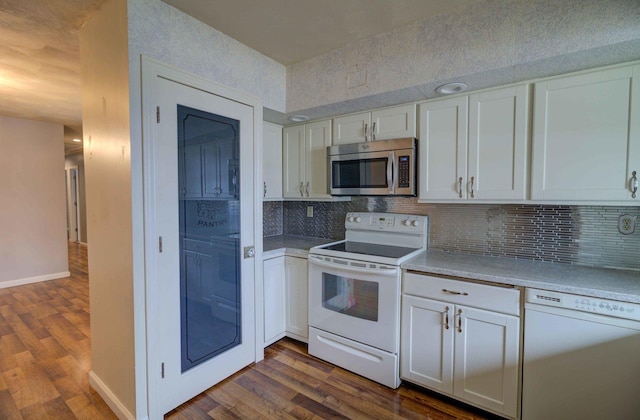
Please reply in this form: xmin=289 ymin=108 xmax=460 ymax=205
xmin=345 ymin=212 xmax=427 ymax=233
xmin=526 ymin=288 xmax=640 ymax=322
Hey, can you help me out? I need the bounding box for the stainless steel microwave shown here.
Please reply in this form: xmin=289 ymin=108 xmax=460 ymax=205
xmin=328 ymin=137 xmax=416 ymax=196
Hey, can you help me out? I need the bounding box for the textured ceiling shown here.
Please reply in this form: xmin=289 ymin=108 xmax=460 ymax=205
xmin=0 ymin=0 xmax=477 ymax=150
xmin=0 ymin=0 xmax=104 ymax=148
xmin=162 ymin=0 xmax=479 ymax=65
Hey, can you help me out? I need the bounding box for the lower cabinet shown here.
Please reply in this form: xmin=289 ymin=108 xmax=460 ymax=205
xmin=285 ymin=256 xmax=308 ymax=341
xmin=263 ymin=256 xmax=286 ymax=346
xmin=263 ymin=254 xmax=309 ymax=346
xmin=401 ymin=273 xmax=521 ymax=419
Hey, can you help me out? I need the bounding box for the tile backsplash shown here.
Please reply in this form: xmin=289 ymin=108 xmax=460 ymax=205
xmin=265 ymin=198 xmax=640 ymax=271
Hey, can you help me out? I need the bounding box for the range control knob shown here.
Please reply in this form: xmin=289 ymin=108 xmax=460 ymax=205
xmin=411 ymin=220 xmax=419 ymax=227
xmin=403 ymin=219 xmax=412 ymax=226
xmin=354 ymin=216 xmax=362 ymax=223
xmin=347 ymin=216 xmax=355 ymax=222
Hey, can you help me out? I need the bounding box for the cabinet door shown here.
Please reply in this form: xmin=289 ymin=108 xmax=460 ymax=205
xmin=263 ymin=257 xmax=286 ymax=345
xmin=332 ymin=112 xmax=370 ymax=145
xmin=201 ymin=142 xmax=219 ymax=198
xmin=372 ymin=104 xmax=416 ymax=141
xmin=263 ymin=123 xmax=283 ymax=200
xmin=532 ymin=66 xmax=639 ymax=201
xmin=418 ymin=97 xmax=468 ymax=200
xmin=453 ymin=305 xmax=520 ymax=418
xmin=282 ymin=125 xmax=305 ymax=198
xmin=217 ymin=138 xmax=237 ymax=199
xmin=285 ymin=256 xmax=308 ymax=340
xmin=182 ymin=143 xmax=203 ymax=198
xmin=183 ymin=250 xmax=203 ymax=301
xmin=400 ymin=295 xmax=454 ymax=394
xmin=305 ymin=120 xmax=332 ymax=198
xmin=468 ymin=85 xmax=529 ymax=200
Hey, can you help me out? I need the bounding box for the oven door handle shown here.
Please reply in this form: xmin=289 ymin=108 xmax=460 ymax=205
xmin=308 ymin=255 xmax=399 ymax=277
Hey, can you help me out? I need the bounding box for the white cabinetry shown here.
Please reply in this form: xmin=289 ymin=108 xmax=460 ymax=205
xmin=283 ymin=120 xmax=332 ymax=199
xmin=180 ymin=138 xmax=236 ymax=199
xmin=532 ymin=65 xmax=640 ymax=202
xmin=401 ymin=272 xmax=521 ymax=419
xmin=418 ymin=85 xmax=530 ymax=202
xmin=262 ymin=122 xmax=283 ymax=200
xmin=263 ymin=256 xmax=286 ymax=346
xmin=285 ymin=256 xmax=308 ymax=341
xmin=332 ymin=104 xmax=416 ymax=145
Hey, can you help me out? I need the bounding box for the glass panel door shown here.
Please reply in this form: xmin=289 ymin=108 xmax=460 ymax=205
xmin=177 ymin=105 xmax=240 ymax=372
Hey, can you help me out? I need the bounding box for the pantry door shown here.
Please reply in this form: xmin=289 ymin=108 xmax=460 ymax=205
xmin=143 ymin=61 xmax=258 ymax=417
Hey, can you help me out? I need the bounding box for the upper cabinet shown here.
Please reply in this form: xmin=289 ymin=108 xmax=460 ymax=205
xmin=419 ymin=85 xmax=530 ymax=202
xmin=263 ymin=122 xmax=283 ymax=200
xmin=531 ymin=65 xmax=640 ymax=202
xmin=180 ymin=136 xmax=237 ymax=199
xmin=332 ymin=104 xmax=416 ymax=145
xmin=283 ymin=120 xmax=332 ymax=199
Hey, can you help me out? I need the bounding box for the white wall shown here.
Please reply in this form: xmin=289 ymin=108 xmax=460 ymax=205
xmin=286 ymin=0 xmax=640 ymax=116
xmin=0 ymin=115 xmax=68 ymax=286
xmin=79 ymin=0 xmax=137 ymax=417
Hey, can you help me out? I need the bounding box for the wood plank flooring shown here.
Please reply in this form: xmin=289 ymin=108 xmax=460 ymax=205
xmin=0 ymin=243 xmax=497 ymax=419
xmin=0 ymin=243 xmax=116 ymax=419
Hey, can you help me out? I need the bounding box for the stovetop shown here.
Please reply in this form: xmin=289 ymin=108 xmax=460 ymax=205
xmin=317 ymin=241 xmax=421 ymax=259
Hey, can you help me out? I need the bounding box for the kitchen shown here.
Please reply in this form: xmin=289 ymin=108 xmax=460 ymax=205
xmin=262 ymin=60 xmax=640 ymax=418
xmin=2 ymin=0 xmax=638 ymax=419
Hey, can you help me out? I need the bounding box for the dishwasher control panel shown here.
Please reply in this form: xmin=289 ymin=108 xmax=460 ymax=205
xmin=526 ymin=288 xmax=640 ymax=321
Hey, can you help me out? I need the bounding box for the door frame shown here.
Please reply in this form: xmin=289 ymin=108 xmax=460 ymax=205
xmin=141 ymin=56 xmax=264 ymax=419
xmin=66 ymin=166 xmax=81 ymax=242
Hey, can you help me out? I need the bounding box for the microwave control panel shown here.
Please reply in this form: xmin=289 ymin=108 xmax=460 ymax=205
xmin=398 ymin=155 xmax=411 ymax=188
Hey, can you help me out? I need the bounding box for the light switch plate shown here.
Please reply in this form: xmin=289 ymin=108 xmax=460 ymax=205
xmin=307 ymin=205 xmax=314 ymax=218
xmin=618 ymin=214 xmax=636 ymax=235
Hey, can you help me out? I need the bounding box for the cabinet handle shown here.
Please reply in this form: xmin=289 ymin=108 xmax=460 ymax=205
xmin=442 ymin=288 xmax=469 ymax=296
xmin=470 ymin=176 xmax=475 ymax=198
xmin=372 ymin=122 xmax=376 ymax=141
xmin=458 ymin=177 xmax=463 ymax=198
xmin=263 ymin=181 xmax=267 ymax=198
xmin=444 ymin=306 xmax=450 ymax=330
xmin=305 ymin=181 xmax=310 ymax=196
xmin=299 ymin=182 xmax=304 ymax=197
xmin=457 ymin=309 xmax=463 ymax=333
xmin=632 ymin=171 xmax=638 ymax=199
xmin=364 ymin=123 xmax=368 ymax=142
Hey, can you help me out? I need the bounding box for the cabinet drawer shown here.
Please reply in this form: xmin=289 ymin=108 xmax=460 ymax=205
xmin=403 ymin=272 xmax=520 ymax=316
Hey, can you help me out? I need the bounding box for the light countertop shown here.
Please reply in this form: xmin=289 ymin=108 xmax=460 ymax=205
xmin=403 ymin=250 xmax=640 ymax=303
xmin=263 ymin=235 xmax=336 ymax=259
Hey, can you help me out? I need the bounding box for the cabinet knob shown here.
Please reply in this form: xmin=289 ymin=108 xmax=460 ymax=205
xmin=371 ymin=121 xmax=376 ymax=141
xmin=364 ymin=123 xmax=368 ymax=142
xmin=458 ymin=177 xmax=463 ymax=198
xmin=470 ymin=176 xmax=475 ymax=199
xmin=632 ymin=171 xmax=638 ymax=199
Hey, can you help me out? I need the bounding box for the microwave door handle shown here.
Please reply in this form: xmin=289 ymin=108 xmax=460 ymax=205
xmin=387 ymin=153 xmax=395 ymax=194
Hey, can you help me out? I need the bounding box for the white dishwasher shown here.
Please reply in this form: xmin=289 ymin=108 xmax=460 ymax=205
xmin=522 ymin=288 xmax=640 ymax=420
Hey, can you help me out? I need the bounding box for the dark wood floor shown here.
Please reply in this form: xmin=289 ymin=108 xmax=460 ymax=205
xmin=0 ymin=243 xmax=494 ymax=419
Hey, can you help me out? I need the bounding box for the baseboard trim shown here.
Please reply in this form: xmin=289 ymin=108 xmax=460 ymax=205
xmin=0 ymin=271 xmax=71 ymax=289
xmin=89 ymin=371 xmax=138 ymax=420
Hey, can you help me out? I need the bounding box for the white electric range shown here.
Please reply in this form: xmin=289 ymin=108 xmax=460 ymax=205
xmin=307 ymin=212 xmax=428 ymax=388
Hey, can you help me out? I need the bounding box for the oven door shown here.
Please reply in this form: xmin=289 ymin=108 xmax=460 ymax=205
xmin=329 ymin=150 xmax=393 ymax=196
xmin=308 ymin=254 xmax=401 ymax=353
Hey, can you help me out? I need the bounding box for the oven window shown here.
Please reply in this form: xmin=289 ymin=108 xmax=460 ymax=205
xmin=321 ymin=273 xmax=379 ymax=321
xmin=332 ymin=158 xmax=388 ymax=189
